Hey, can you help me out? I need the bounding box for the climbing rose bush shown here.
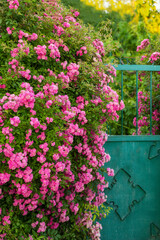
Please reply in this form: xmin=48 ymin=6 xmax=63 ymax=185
xmin=133 ymin=38 xmax=160 ymax=135
xmin=0 ymin=0 xmax=124 ymax=239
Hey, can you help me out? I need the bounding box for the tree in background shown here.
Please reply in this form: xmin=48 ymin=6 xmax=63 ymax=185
xmin=79 ymin=0 xmax=160 ymax=34
xmin=135 ymin=0 xmax=160 ymax=33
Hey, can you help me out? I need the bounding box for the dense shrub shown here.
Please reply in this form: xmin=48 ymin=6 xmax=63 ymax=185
xmin=0 ymin=0 xmax=124 ymax=239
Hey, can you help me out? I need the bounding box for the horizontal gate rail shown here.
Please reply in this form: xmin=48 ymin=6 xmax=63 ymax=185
xmin=114 ymin=65 xmax=160 ymax=71
xmin=107 ymin=135 xmax=160 ymax=142
xmin=112 ymin=64 xmax=160 ymax=135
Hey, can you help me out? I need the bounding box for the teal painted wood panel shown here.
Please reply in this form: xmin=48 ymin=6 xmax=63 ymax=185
xmin=101 ymin=135 xmax=160 ymax=240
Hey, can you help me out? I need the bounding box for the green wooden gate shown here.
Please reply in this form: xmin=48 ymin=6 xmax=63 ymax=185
xmin=101 ymin=65 xmax=160 ymax=240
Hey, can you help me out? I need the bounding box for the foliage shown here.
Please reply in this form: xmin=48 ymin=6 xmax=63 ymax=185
xmin=134 ymin=0 xmax=160 ymax=34
xmin=81 ymin=0 xmax=160 ymax=34
xmin=0 ymin=0 xmax=124 ymax=239
xmin=133 ymin=38 xmax=160 ymax=135
xmin=109 ymin=37 xmax=160 ymax=135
